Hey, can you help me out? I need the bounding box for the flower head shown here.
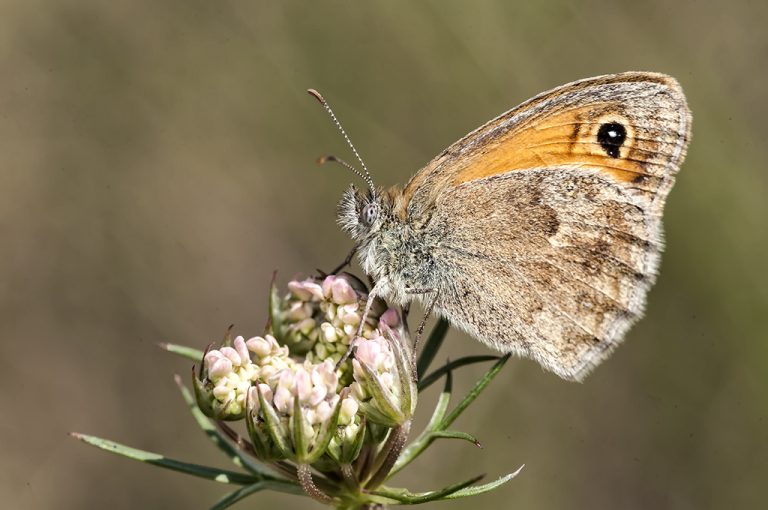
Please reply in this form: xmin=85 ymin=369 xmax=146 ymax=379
xmin=193 ymin=334 xmax=290 ymax=420
xmin=273 ymin=274 xmax=386 ymax=367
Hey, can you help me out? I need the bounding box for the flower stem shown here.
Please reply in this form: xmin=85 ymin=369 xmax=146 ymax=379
xmin=365 ymin=421 xmax=411 ymax=490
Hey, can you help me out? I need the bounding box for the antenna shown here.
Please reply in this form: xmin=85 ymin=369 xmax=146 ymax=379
xmin=307 ymin=89 xmax=376 ymax=195
xmin=316 ymin=155 xmax=369 ymax=183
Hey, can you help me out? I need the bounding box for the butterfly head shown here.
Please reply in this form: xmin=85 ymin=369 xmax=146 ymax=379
xmin=337 ymin=184 xmax=385 ymax=241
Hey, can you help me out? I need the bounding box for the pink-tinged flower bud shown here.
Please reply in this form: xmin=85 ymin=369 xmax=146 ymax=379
xmin=313 ymin=400 xmax=333 ymax=423
xmin=233 ymin=336 xmax=250 ymax=363
xmin=351 ymin=330 xmax=416 ymax=427
xmin=286 ymin=301 xmax=312 ymax=321
xmin=220 ymin=346 xmax=243 ymax=366
xmin=208 ymin=358 xmax=233 ymax=378
xmin=273 ymin=384 xmax=293 ymax=415
xmin=309 ymin=384 xmax=328 ymax=407
xmin=204 ymin=350 xmax=223 ymax=366
xmin=289 ymin=280 xmax=324 ymax=301
xmin=379 ymin=308 xmax=401 ymax=328
xmin=287 ymin=280 xmax=311 ymax=301
xmin=295 ymin=367 xmax=313 ymax=402
xmin=246 ymin=336 xmax=271 ymax=358
xmin=321 ymin=274 xmax=338 ymax=299
xmin=331 ymin=278 xmax=358 ymax=305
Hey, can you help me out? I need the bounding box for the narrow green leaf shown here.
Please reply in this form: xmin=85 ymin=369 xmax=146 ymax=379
xmin=431 ymin=429 xmax=482 ymax=447
xmin=441 ymin=354 xmax=511 ymax=429
xmin=425 ymin=369 xmax=452 ymax=433
xmin=416 ymin=318 xmax=449 ymax=380
xmin=418 ymin=355 xmax=499 ymax=391
xmin=390 ymin=371 xmax=452 ymax=475
xmin=158 ymin=342 xmax=205 ymax=362
xmin=174 ymin=375 xmax=276 ymax=477
xmin=71 ymin=433 xmax=256 ymax=485
xmin=372 ymin=473 xmax=483 ymax=504
xmin=210 ymin=480 xmax=304 ymax=510
xmin=444 ymin=466 xmax=524 ymax=499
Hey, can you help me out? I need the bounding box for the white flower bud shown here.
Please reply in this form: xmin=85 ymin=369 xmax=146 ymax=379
xmin=339 ymin=397 xmax=359 ymax=426
xmin=314 ymin=400 xmax=333 ymax=423
xmin=321 ymin=322 xmax=338 ymax=343
xmin=246 ymin=336 xmax=271 ymax=358
xmin=296 ymin=317 xmax=316 ymax=334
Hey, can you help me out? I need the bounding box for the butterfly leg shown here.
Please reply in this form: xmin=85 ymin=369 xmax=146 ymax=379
xmin=406 ymin=288 xmax=439 ymax=376
xmin=329 ymin=245 xmax=358 ymax=275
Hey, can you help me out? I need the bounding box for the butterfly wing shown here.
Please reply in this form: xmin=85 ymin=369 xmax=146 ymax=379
xmin=408 ymin=72 xmax=691 ymax=381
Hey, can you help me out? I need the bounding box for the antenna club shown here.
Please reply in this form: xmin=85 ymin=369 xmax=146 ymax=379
xmin=307 ymin=89 xmax=326 ymax=105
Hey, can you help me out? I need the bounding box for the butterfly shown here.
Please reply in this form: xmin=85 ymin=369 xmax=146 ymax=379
xmin=311 ymin=72 xmax=691 ymax=381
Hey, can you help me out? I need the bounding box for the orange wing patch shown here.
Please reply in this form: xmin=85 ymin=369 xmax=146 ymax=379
xmin=453 ymin=107 xmax=658 ymax=185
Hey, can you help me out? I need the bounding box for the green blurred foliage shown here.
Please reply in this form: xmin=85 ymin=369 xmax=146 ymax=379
xmin=1 ymin=1 xmax=766 ymax=509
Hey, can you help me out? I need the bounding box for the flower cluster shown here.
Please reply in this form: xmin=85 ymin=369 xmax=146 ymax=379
xmin=194 ymin=273 xmax=415 ymax=469
xmin=275 ymin=273 xmax=387 ymax=364
xmin=195 ymin=334 xmax=290 ymax=419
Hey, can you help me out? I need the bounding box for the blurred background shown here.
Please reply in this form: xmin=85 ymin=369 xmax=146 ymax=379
xmin=2 ymin=1 xmax=766 ymax=509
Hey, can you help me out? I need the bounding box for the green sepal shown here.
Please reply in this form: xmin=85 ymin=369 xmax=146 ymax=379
xmin=357 ymin=360 xmax=404 ymax=427
xmin=338 ymin=416 xmax=367 ymax=464
xmin=292 ymin=396 xmax=311 ymax=462
xmin=192 ymin=366 xmax=216 ymax=418
xmin=268 ymin=277 xmax=283 ymax=341
xmin=192 ymin=366 xmax=245 ymax=421
xmin=245 ymin=388 xmax=286 ymax=461
xmin=256 ymin=384 xmax=292 ymax=459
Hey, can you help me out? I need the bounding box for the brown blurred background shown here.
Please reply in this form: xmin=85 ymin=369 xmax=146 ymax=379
xmin=2 ymin=1 xmax=766 ymax=509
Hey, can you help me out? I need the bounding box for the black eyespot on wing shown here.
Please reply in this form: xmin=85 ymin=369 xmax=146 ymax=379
xmin=597 ymin=122 xmax=626 ymax=158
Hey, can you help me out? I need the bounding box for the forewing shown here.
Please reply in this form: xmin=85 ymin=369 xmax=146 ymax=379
xmin=402 ymin=72 xmax=690 ymax=220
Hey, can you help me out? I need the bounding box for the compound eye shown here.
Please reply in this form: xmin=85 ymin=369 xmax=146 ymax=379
xmin=361 ymin=202 xmax=378 ymax=226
